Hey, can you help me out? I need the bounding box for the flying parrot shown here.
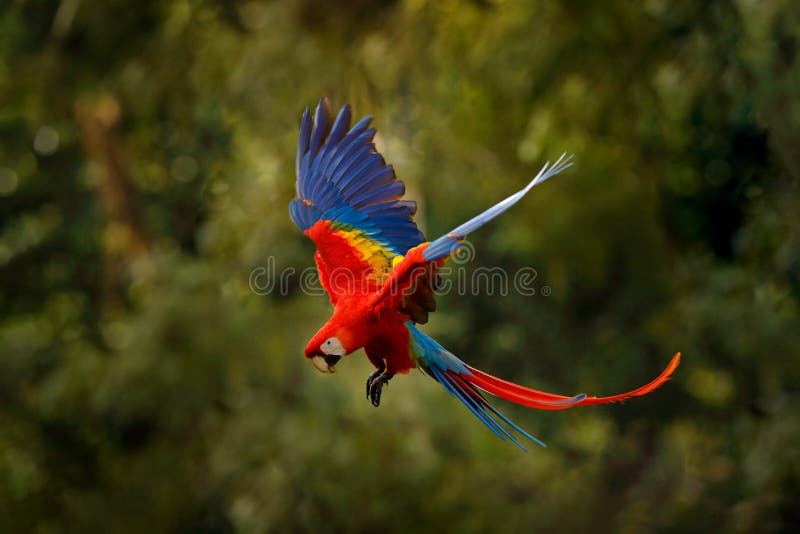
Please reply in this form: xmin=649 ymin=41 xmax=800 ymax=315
xmin=290 ymin=98 xmax=681 ymax=448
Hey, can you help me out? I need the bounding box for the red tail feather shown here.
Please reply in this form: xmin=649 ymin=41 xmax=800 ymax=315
xmin=464 ymin=352 xmax=681 ymax=411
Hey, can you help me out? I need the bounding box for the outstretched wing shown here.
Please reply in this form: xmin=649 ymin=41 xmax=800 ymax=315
xmin=373 ymin=156 xmax=574 ymax=316
xmin=423 ymin=153 xmax=573 ymax=261
xmin=290 ymin=98 xmax=425 ymax=303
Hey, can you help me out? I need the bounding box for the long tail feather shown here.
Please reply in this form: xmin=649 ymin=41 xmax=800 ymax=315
xmin=464 ymin=352 xmax=681 ymax=410
xmin=574 ymin=351 xmax=682 ymax=405
xmin=406 ymin=328 xmax=681 ymax=449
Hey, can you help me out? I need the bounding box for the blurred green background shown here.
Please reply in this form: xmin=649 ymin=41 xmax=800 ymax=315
xmin=2 ymin=0 xmax=799 ymax=532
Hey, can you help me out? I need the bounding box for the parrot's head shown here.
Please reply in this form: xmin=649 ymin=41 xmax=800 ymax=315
xmin=304 ymin=325 xmax=358 ymax=373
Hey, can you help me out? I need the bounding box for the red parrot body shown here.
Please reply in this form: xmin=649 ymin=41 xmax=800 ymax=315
xmin=290 ymin=98 xmax=680 ymax=448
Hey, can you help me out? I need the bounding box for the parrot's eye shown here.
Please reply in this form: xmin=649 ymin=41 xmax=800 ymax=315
xmin=321 ymin=337 xmax=345 ymax=356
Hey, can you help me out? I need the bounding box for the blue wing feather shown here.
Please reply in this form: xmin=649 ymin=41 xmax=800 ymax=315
xmin=423 ymin=154 xmax=574 ymax=262
xmin=326 ymin=104 xmax=351 ymax=148
xmin=326 ymin=121 xmax=374 ymax=184
xmin=296 ymin=109 xmax=312 ymax=191
xmin=307 ymin=99 xmax=330 ymax=160
xmin=348 ymin=165 xmax=396 ymax=199
xmin=291 ymin=98 xmax=425 ymax=256
xmin=351 ymin=180 xmax=405 ymax=208
xmin=361 ymin=200 xmax=417 ymax=219
xmin=333 ymin=143 xmax=376 ymax=190
xmin=344 ymin=159 xmax=389 ymax=197
xmin=331 ymin=133 xmax=375 ymax=184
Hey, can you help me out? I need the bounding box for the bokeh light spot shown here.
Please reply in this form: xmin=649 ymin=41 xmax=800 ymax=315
xmin=33 ymin=125 xmax=60 ymax=156
xmin=0 ymin=167 xmax=19 ymax=195
xmin=687 ymin=366 xmax=734 ymax=407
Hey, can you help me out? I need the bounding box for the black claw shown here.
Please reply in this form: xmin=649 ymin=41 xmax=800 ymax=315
xmin=366 ymin=365 xmax=386 ymax=400
xmin=367 ymin=370 xmax=390 ymax=407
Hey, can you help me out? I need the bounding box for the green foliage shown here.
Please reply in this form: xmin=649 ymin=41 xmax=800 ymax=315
xmin=1 ymin=0 xmax=799 ymax=531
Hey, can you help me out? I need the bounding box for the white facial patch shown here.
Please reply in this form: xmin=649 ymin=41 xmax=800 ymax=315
xmin=321 ymin=337 xmax=346 ymax=356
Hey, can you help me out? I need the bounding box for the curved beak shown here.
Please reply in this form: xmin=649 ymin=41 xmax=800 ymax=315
xmin=311 ymin=354 xmax=342 ymax=373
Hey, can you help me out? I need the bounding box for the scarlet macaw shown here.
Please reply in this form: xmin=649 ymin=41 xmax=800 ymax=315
xmin=290 ymin=98 xmax=680 ymax=448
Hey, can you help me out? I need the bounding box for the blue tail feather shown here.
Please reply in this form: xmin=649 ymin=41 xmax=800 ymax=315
xmin=406 ymin=322 xmax=544 ymax=449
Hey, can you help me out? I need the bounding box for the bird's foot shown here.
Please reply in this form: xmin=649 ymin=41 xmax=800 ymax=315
xmin=366 ymin=369 xmax=391 ymax=407
xmin=366 ymin=365 xmax=385 ymax=400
